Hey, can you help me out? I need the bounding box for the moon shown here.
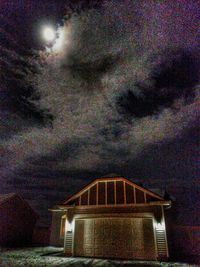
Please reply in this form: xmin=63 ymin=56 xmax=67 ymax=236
xmin=42 ymin=26 xmax=56 ymax=42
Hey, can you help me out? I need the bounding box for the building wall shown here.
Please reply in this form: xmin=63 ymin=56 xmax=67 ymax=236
xmin=49 ymin=211 xmax=66 ymax=246
xmin=63 ymin=205 xmax=169 ymax=259
xmin=0 ymin=196 xmax=37 ymax=246
xmin=32 ymin=226 xmax=50 ymax=246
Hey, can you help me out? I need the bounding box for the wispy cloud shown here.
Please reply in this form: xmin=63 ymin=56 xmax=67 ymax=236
xmin=1 ymin=0 xmax=199 ymax=177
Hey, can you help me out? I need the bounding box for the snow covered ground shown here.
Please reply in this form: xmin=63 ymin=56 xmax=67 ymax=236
xmin=0 ymin=247 xmax=198 ymax=267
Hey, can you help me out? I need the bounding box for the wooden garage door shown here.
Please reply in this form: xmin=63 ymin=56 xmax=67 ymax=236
xmin=74 ymin=217 xmax=156 ymax=260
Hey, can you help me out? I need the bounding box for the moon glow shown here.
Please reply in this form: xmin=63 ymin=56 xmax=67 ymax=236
xmin=42 ymin=26 xmax=56 ymax=42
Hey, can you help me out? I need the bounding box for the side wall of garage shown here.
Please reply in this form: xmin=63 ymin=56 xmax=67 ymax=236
xmin=50 ymin=211 xmax=66 ymax=246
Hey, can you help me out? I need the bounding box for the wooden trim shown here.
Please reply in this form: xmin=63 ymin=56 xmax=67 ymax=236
xmin=49 ymin=209 xmax=68 ymax=212
xmin=56 ymin=200 xmax=171 ymax=210
xmin=114 ymin=180 xmax=117 ymax=205
xmin=74 ymin=212 xmax=154 ymax=220
xmin=49 ymin=206 xmax=75 ymax=211
xmin=144 ymin=192 xmax=147 ymax=203
xmin=123 ymin=179 xmax=163 ymax=200
xmin=105 ymin=181 xmax=107 ymax=205
xmin=88 ymin=188 xmax=90 ymax=205
xmin=62 ymin=177 xmax=164 ymax=205
xmin=96 ymin=182 xmax=99 ymax=205
xmin=75 ymin=202 xmax=171 ymax=209
xmin=123 ymin=181 xmax=126 ymax=204
xmin=72 ymin=222 xmax=75 ymax=257
xmin=133 ymin=187 xmax=136 ymax=204
xmin=153 ymin=218 xmax=159 ymax=258
xmin=63 ymin=181 xmax=98 ymax=204
xmin=162 ymin=206 xmax=169 ymax=257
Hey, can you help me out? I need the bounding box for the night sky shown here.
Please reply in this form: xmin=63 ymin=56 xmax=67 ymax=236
xmin=0 ymin=0 xmax=199 ymax=225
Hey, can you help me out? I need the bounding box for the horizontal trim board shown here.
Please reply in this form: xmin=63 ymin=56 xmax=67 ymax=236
xmin=55 ymin=201 xmax=171 ymax=210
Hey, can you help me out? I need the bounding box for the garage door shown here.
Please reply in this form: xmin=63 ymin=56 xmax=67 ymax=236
xmin=74 ymin=217 xmax=156 ymax=260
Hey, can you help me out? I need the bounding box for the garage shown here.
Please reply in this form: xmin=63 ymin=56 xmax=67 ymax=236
xmin=74 ymin=217 xmax=156 ymax=260
xmin=50 ymin=175 xmax=171 ymax=260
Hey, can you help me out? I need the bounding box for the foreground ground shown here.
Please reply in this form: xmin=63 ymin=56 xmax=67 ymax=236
xmin=0 ymin=247 xmax=198 ymax=267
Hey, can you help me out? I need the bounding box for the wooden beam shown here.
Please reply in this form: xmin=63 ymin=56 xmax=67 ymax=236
xmin=63 ymin=177 xmax=163 ymax=205
xmin=55 ymin=200 xmax=172 ymax=210
xmin=72 ymin=202 xmax=171 ymax=210
xmin=114 ymin=180 xmax=117 ymax=205
xmin=96 ymin=182 xmax=99 ymax=206
xmin=123 ymin=181 xmax=126 ymax=204
xmin=88 ymin=188 xmax=90 ymax=205
xmin=133 ymin=186 xmax=136 ymax=204
xmin=162 ymin=205 xmax=169 ymax=257
xmin=105 ymin=181 xmax=107 ymax=205
xmin=144 ymin=192 xmax=147 ymax=203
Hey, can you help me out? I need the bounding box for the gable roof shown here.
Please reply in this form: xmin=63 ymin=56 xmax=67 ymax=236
xmin=0 ymin=193 xmax=16 ymax=205
xmin=0 ymin=193 xmax=39 ymax=218
xmin=63 ymin=176 xmax=164 ymax=206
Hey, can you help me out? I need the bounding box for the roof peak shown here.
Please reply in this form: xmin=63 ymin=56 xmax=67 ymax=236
xmin=0 ymin=193 xmax=17 ymax=203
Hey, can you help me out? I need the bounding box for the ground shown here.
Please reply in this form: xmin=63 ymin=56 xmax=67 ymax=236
xmin=0 ymin=247 xmax=198 ymax=267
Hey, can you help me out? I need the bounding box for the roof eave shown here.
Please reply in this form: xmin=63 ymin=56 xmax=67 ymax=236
xmin=51 ymin=200 xmax=172 ymax=211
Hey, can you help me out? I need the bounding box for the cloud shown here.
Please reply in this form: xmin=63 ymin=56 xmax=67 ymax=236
xmin=0 ymin=0 xmax=199 ymax=177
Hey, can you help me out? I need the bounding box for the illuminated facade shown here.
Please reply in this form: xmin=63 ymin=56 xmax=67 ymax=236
xmin=50 ymin=175 xmax=171 ymax=260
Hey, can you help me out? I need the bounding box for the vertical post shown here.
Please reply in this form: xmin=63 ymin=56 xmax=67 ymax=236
xmin=114 ymin=180 xmax=117 ymax=205
xmin=153 ymin=217 xmax=158 ymax=259
xmin=88 ymin=188 xmax=90 ymax=205
xmin=162 ymin=206 xmax=169 ymax=258
xmin=144 ymin=192 xmax=147 ymax=203
xmin=123 ymin=181 xmax=126 ymax=204
xmin=133 ymin=187 xmax=136 ymax=203
xmin=105 ymin=181 xmax=107 ymax=205
xmin=96 ymin=182 xmax=99 ymax=205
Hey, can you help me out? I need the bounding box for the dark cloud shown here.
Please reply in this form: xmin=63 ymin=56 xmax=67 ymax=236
xmin=67 ymin=53 xmax=120 ymax=83
xmin=117 ymin=48 xmax=199 ymax=118
xmin=0 ymin=15 xmax=52 ymax=132
xmin=151 ymin=49 xmax=199 ymax=90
